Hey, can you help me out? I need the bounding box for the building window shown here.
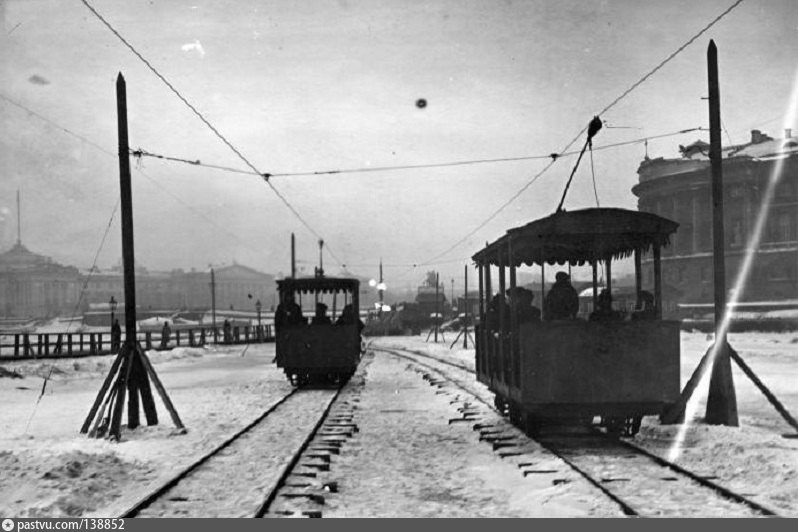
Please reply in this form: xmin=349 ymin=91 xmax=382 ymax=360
xmin=766 ymin=210 xmax=793 ymax=242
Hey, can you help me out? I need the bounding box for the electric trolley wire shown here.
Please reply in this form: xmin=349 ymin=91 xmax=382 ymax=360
xmin=411 ymin=0 xmax=745 ymax=270
xmin=128 ymin=127 xmax=705 ymax=179
xmin=594 ymin=0 xmax=745 ymax=121
xmin=79 ymin=0 xmax=343 ymax=268
xmin=1 ymin=92 xmax=115 ymax=157
xmin=24 ymin=200 xmax=120 ymax=435
xmin=0 ymin=93 xmax=273 ymax=264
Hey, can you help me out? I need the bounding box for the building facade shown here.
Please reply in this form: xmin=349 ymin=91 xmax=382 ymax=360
xmin=632 ymin=129 xmax=798 ymax=313
xmin=0 ymin=249 xmax=275 ymax=321
xmin=0 ymin=242 xmax=82 ymax=319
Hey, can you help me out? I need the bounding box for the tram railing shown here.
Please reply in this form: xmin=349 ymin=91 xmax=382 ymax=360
xmin=0 ymin=324 xmax=274 ymax=360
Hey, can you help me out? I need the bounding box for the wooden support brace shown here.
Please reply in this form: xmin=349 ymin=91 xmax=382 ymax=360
xmin=730 ymin=347 xmax=798 ymax=434
xmin=138 ymin=348 xmax=185 ymax=431
xmin=81 ymin=350 xmax=126 ymax=433
xmin=108 ymin=351 xmax=134 ymax=441
xmin=134 ymin=345 xmax=159 ymax=426
xmin=660 ymin=343 xmax=715 ymax=424
xmin=89 ymin=385 xmax=118 ymax=438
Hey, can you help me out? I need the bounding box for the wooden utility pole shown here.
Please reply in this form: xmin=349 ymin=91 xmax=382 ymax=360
xmin=82 ymin=73 xmax=184 ymax=440
xmin=210 ymin=267 xmax=217 ymax=341
xmin=450 ymin=264 xmax=474 ymax=350
xmin=291 ymin=233 xmax=296 ymax=279
xmin=705 ymin=40 xmax=739 ymax=426
xmin=16 ymin=189 xmax=21 ymax=245
xmin=463 ymin=266 xmax=468 ymax=348
xmin=663 ymin=42 xmax=797 ymax=431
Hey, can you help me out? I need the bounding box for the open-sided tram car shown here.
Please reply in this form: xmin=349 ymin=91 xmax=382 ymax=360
xmin=472 ymin=208 xmax=681 ymax=436
xmin=275 ymin=276 xmax=362 ymax=386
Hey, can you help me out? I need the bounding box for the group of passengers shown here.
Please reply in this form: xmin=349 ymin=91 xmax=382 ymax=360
xmin=274 ymin=292 xmax=364 ymax=334
xmin=486 ymin=271 xmax=656 ymax=334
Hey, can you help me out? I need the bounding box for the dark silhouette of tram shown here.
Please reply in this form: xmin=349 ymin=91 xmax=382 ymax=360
xmin=472 ymin=208 xmax=681 ymax=436
xmin=274 ymin=275 xmax=363 ymax=386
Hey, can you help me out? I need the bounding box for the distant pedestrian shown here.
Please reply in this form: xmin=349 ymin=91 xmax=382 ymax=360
xmin=160 ymin=321 xmax=171 ymax=349
xmin=111 ymin=319 xmax=122 ymax=351
xmin=223 ymin=319 xmax=233 ymax=343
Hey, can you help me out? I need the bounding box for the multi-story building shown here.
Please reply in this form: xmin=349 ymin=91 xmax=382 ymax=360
xmin=0 ymin=240 xmax=82 ymax=319
xmin=0 ymin=248 xmax=275 ymax=321
xmin=632 ymin=129 xmax=798 ymax=315
xmin=83 ymin=262 xmax=275 ymax=315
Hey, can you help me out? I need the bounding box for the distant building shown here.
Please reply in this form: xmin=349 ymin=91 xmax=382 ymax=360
xmin=0 ymin=241 xmax=82 ymax=319
xmin=632 ymin=129 xmax=798 ymax=315
xmin=83 ymin=262 xmax=275 ymax=315
xmin=0 ymin=249 xmax=275 ymax=320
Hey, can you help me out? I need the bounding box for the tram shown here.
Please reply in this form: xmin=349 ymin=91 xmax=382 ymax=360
xmin=472 ymin=207 xmax=681 ymax=436
xmin=274 ymin=274 xmax=363 ymax=386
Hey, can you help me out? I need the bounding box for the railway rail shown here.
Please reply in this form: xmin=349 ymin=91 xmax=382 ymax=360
xmin=373 ymin=344 xmax=779 ymax=517
xmin=121 ymin=387 xmax=344 ymax=517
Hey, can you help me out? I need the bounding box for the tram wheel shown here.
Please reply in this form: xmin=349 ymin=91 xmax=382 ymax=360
xmin=602 ymin=416 xmax=641 ymax=437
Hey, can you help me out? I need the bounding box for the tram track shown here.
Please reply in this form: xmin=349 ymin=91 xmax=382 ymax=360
xmin=373 ymin=344 xmax=779 ymax=517
xmin=121 ymin=387 xmax=343 ymax=517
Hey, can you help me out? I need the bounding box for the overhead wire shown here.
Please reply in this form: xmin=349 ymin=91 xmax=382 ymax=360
xmin=79 ymin=0 xmax=343 ymax=268
xmin=1 ymin=92 xmax=115 ymax=157
xmin=409 ymin=0 xmax=746 ymax=270
xmin=0 ymin=92 xmax=274 ymax=267
xmin=128 ymin=126 xmax=703 ymax=179
xmin=24 ymin=199 xmax=119 ymax=435
xmin=79 ymin=0 xmax=745 ymax=282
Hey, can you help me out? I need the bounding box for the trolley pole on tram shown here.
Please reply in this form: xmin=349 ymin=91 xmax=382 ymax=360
xmin=705 ymin=40 xmax=739 ymax=426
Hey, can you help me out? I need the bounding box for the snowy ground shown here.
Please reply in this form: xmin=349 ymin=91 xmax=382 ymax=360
xmin=0 ymin=344 xmax=292 ymax=518
xmin=1 ymin=331 xmax=796 ymax=517
xmin=372 ymin=331 xmax=798 ymax=516
xmin=321 ymin=353 xmax=620 ymax=517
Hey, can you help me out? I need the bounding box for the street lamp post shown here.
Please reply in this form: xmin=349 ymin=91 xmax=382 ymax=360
xmin=255 ymin=299 xmax=262 ymax=341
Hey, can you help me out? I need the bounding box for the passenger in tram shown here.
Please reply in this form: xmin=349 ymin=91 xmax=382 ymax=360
xmin=544 ymin=271 xmax=580 ymax=320
xmin=275 ymin=292 xmax=305 ymax=333
xmin=507 ymin=287 xmax=541 ymax=324
xmin=486 ymin=293 xmax=510 ymax=336
xmin=311 ymin=302 xmax=333 ymax=325
xmin=631 ymin=290 xmax=656 ymax=321
xmin=589 ymin=289 xmax=623 ymax=321
xmin=336 ymin=303 xmax=365 ymax=333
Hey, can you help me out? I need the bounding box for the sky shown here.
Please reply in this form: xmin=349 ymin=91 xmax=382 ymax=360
xmin=1 ymin=0 xmax=797 ymax=293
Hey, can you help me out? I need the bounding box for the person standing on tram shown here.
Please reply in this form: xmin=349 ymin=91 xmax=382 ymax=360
xmin=544 ymin=271 xmax=579 ymax=320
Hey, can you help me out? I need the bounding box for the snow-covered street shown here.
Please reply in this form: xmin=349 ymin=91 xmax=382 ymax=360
xmin=0 ymin=330 xmax=797 ymax=517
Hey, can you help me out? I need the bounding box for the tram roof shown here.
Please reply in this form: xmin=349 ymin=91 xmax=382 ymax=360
xmin=472 ymin=208 xmax=678 ymax=267
xmin=277 ymin=276 xmax=360 ymax=294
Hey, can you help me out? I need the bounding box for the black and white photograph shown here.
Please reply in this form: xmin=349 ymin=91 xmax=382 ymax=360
xmin=1 ymin=0 xmax=797 ymax=519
